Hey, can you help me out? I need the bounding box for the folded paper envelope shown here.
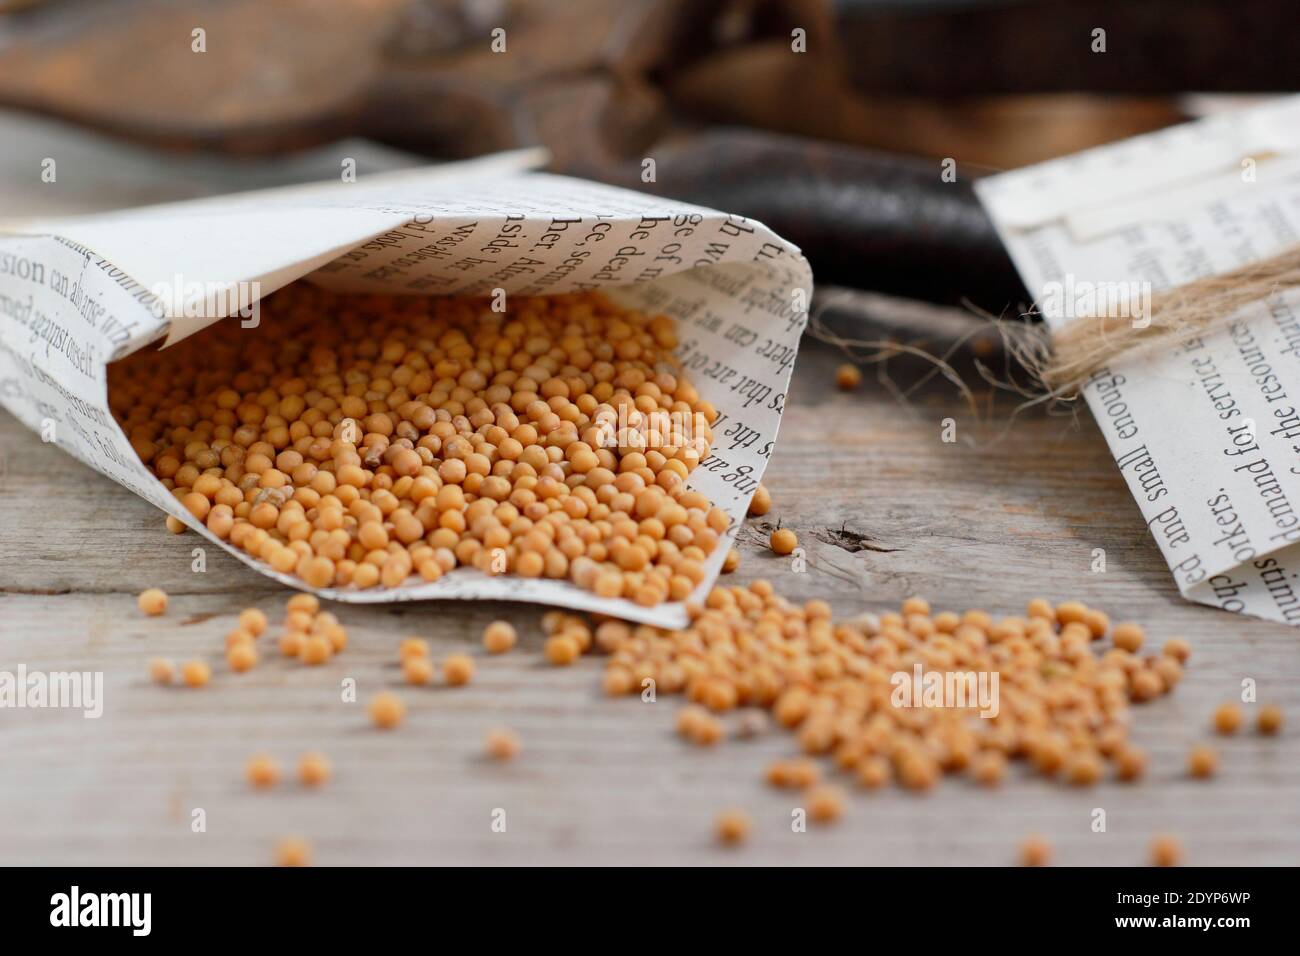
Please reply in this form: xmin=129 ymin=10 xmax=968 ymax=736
xmin=0 ymin=154 xmax=813 ymax=628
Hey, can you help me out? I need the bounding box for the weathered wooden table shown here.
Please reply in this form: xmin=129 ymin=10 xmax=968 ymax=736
xmin=2 ymin=335 xmax=1297 ymax=866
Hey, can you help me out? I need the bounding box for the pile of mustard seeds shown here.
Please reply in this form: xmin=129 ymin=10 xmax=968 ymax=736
xmin=110 ymin=287 xmax=728 ymax=605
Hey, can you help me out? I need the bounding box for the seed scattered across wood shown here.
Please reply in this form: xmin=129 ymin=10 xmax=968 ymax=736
xmin=369 ymin=692 xmax=405 ymax=729
xmin=715 ymin=808 xmax=751 ymax=845
xmin=137 ymin=588 xmax=168 ymax=616
xmin=275 ymin=836 xmax=311 ymax=867
xmin=1213 ymin=702 xmax=1243 ymax=735
xmin=298 ymin=752 xmax=331 ymax=787
xmin=483 ymin=621 xmax=517 ymax=654
xmin=1257 ymin=704 xmax=1283 ymax=735
xmin=592 ymin=590 xmax=1195 ymax=798
xmin=1149 ymin=834 xmax=1182 ymax=867
xmin=485 ymin=727 xmax=521 ymax=761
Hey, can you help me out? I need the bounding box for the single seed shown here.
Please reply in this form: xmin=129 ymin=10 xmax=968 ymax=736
xmin=835 ymin=363 xmax=862 ymax=390
xmin=286 ymin=594 xmax=320 ymax=615
xmin=1019 ymin=835 xmax=1051 ymax=867
xmin=1187 ymin=744 xmax=1218 ymax=778
xmin=238 ymin=608 xmax=268 ymax=637
xmin=1213 ymin=702 xmax=1243 ymax=735
xmin=246 ymin=753 xmax=280 ymax=788
xmin=180 ymin=660 xmax=210 ymax=687
xmin=148 ymin=657 xmax=175 ymax=685
xmin=485 ymin=727 xmax=521 ymax=761
xmin=544 ymin=634 xmax=580 ymax=666
xmin=1257 ymin=704 xmax=1283 ymax=735
xmin=483 ymin=621 xmax=517 ymax=654
xmin=369 ymin=692 xmax=405 ymax=729
xmin=298 ymin=752 xmax=331 ymax=787
xmin=399 ymin=637 xmax=429 ymax=661
xmin=299 ymin=634 xmax=332 ymax=666
xmin=1115 ymin=746 xmax=1147 ymax=782
xmin=748 ymin=484 xmax=772 ymax=517
xmin=227 ymin=641 xmax=258 ymax=673
xmin=137 ymin=588 xmax=168 ymax=616
xmin=1149 ymin=834 xmax=1183 ymax=867
xmin=805 ymin=785 xmax=845 ymax=823
xmin=275 ymin=836 xmax=311 ymax=867
xmin=1161 ymin=638 xmax=1191 ymax=663
xmin=1112 ymin=622 xmax=1144 ymax=652
xmin=1065 ymin=751 xmax=1103 ymax=786
xmin=715 ymin=808 xmax=751 ymax=846
xmin=225 ymin=627 xmax=255 ymax=650
xmin=722 ymin=548 xmax=740 ymax=573
xmin=442 ymin=653 xmax=475 ymax=686
xmin=279 ymin=630 xmax=304 ymax=657
xmin=166 ymin=515 xmax=187 ymax=534
xmin=856 ymin=755 xmax=891 ymax=790
xmin=770 ymin=528 xmax=798 ymax=555
xmin=403 ymin=656 xmax=434 ymax=685
xmin=971 ymin=750 xmax=1006 ymax=787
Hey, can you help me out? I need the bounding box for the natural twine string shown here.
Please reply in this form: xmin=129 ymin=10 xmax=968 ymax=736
xmin=1023 ymin=245 xmax=1300 ymax=399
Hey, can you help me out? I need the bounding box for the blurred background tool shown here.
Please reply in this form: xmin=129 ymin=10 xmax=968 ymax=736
xmin=0 ymin=0 xmax=1293 ymax=348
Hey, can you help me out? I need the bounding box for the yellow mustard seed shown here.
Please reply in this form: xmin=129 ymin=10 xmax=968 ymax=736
xmin=1019 ymin=835 xmax=1051 ymax=867
xmin=544 ymin=634 xmax=580 ymax=666
xmin=835 ymin=363 xmax=862 ymax=390
xmin=369 ymin=692 xmax=405 ymax=729
xmin=279 ymin=630 xmax=304 ymax=657
xmin=1065 ymin=751 xmax=1103 ymax=786
xmin=483 ymin=621 xmax=517 ymax=654
xmin=403 ymin=656 xmax=434 ymax=685
xmin=1162 ymin=638 xmax=1191 ymax=663
xmin=225 ymin=627 xmax=255 ymax=650
xmin=238 ymin=608 xmax=268 ymax=637
xmin=971 ymin=750 xmax=1006 ymax=787
xmin=485 ymin=727 xmax=521 ymax=761
xmin=246 ymin=753 xmax=280 ymax=789
xmin=806 ymin=785 xmax=845 ymax=824
xmin=165 ymin=515 xmax=187 ymax=534
xmin=275 ymin=836 xmax=311 ymax=867
xmin=180 ymin=660 xmax=210 ymax=688
xmin=1257 ymin=704 xmax=1283 ymax=735
xmin=1213 ymin=702 xmax=1243 ymax=735
xmin=137 ymin=588 xmax=168 ymax=616
xmin=715 ymin=808 xmax=751 ymax=846
xmin=442 ymin=653 xmax=475 ymax=686
xmin=399 ymin=637 xmax=430 ymax=661
xmin=148 ymin=656 xmax=175 ymax=685
xmin=1112 ymin=622 xmax=1144 ymax=652
xmin=722 ymin=548 xmax=740 ymax=573
xmin=286 ymin=593 xmax=320 ymax=616
xmin=770 ymin=528 xmax=797 ymax=556
xmin=1150 ymin=834 xmax=1182 ymax=867
xmin=1115 ymin=746 xmax=1147 ymax=782
xmin=297 ymin=752 xmax=331 ymax=787
xmin=856 ymin=755 xmax=892 ymax=790
xmin=227 ymin=641 xmax=258 ymax=673
xmin=299 ymin=635 xmax=332 ymax=666
xmin=1187 ymin=744 xmax=1218 ymax=778
xmin=748 ymin=484 xmax=772 ymax=517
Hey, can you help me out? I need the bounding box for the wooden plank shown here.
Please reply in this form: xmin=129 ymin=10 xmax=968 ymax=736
xmin=1 ymin=338 xmax=1297 ymax=866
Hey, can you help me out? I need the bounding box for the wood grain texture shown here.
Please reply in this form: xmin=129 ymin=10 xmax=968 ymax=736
xmin=1 ymin=339 xmax=1297 ymax=866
